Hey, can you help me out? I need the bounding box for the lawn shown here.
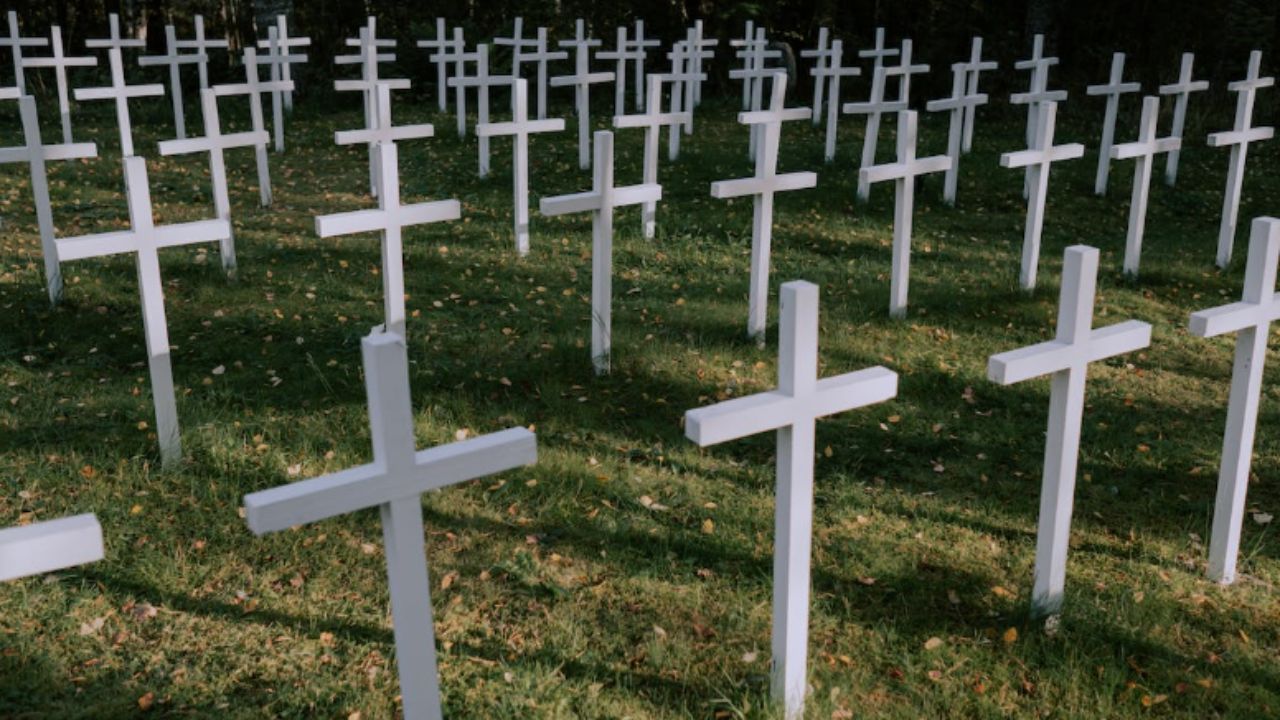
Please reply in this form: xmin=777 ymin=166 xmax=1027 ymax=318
xmin=2 ymin=79 xmax=1279 ymax=719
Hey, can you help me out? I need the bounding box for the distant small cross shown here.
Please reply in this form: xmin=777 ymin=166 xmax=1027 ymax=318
xmin=597 ymin=25 xmax=644 ymax=117
xmin=927 ymin=60 xmax=991 ymax=205
xmin=174 ymin=14 xmax=229 ymax=90
xmin=552 ymin=19 xmax=614 ymax=170
xmin=810 ymin=39 xmax=861 ymax=163
xmin=1207 ymin=51 xmax=1274 ymax=268
xmin=1086 ymin=52 xmax=1141 ymax=195
xmin=625 ymin=20 xmax=661 ymax=111
xmin=493 ymin=17 xmax=538 ymax=79
xmin=255 ymin=15 xmax=308 ymax=109
xmin=417 ymin=18 xmax=461 ymax=112
xmin=730 ymin=28 xmax=782 ymax=160
xmin=0 ymin=514 xmax=103 ymax=582
xmin=1158 ymin=53 xmax=1209 ymax=186
xmin=84 ymin=13 xmax=146 ymax=54
xmin=255 ymin=26 xmax=309 ymax=151
xmin=2 ymin=11 xmax=47 ymax=95
xmin=73 ymin=46 xmax=164 ymax=157
xmin=214 ymin=47 xmax=292 ymax=207
xmin=956 ymin=37 xmax=998 ymax=153
xmin=139 ymin=24 xmax=205 ymax=139
xmin=847 ymin=40 xmax=928 ymax=202
xmin=858 ymin=26 xmax=899 ymax=79
xmin=799 ymin=28 xmax=832 ymax=125
xmin=614 ymin=74 xmax=690 ymax=238
xmin=1012 ymin=34 xmax=1066 ymax=149
xmin=448 ymin=44 xmax=516 ymax=177
xmin=20 ymin=24 xmax=97 ymax=145
xmin=1110 ymin=96 xmax=1180 ymax=276
xmin=728 ymin=20 xmax=761 ymax=110
xmin=652 ymin=42 xmax=705 ymax=161
xmin=518 ymin=27 xmax=567 ymax=121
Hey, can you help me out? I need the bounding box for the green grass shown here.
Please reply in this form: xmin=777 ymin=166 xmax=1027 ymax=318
xmin=2 ymin=85 xmax=1280 ymax=719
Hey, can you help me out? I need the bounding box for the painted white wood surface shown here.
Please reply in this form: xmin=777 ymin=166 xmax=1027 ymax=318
xmin=1158 ymin=53 xmax=1209 ymax=187
xmin=176 ymin=14 xmax=230 ymax=91
xmin=613 ymin=74 xmax=689 ymax=238
xmin=0 ymin=514 xmax=103 ymax=582
xmin=21 ymin=24 xmax=97 ymax=144
xmin=213 ymin=48 xmax=292 ymax=207
xmin=552 ymin=19 xmax=613 ymax=170
xmin=1110 ymin=95 xmax=1181 ymax=276
xmin=138 ymin=25 xmax=203 ymax=139
xmin=73 ymin=46 xmax=164 ymax=157
xmin=254 ymin=15 xmax=308 ymax=110
xmin=1086 ymin=52 xmax=1141 ymax=195
xmin=1207 ymin=51 xmax=1275 ymax=268
xmin=926 ymin=61 xmax=990 ymax=204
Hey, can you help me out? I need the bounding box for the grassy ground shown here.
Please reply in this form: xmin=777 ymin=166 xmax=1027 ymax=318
xmin=1 ymin=79 xmax=1279 ymax=719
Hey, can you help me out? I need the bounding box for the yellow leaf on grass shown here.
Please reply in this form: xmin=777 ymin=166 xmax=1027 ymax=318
xmin=1002 ymin=627 xmax=1018 ymax=645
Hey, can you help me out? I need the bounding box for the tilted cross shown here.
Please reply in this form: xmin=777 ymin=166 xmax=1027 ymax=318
xmin=614 ymin=74 xmax=690 ymax=238
xmin=255 ymin=15 xmax=308 ymax=110
xmin=448 ymin=44 xmax=515 ymax=178
xmin=20 ymin=25 xmax=96 ymax=145
xmin=214 ymin=48 xmax=291 ymax=207
xmin=799 ymin=27 xmax=832 ymax=126
xmin=927 ymin=61 xmax=990 ymax=205
xmin=56 ymin=156 xmax=232 ymax=467
xmin=1189 ymin=217 xmax=1280 ymax=585
xmin=998 ymin=101 xmax=1084 ymax=289
xmin=810 ymin=39 xmax=861 ymax=163
xmin=493 ymin=16 xmax=538 ymax=79
xmin=685 ymin=280 xmax=897 ymax=720
xmin=243 ymin=329 xmax=537 ymax=720
xmin=256 ymin=26 xmax=309 ymax=152
xmin=477 ymin=78 xmax=565 ymax=256
xmin=73 ymin=46 xmax=164 ymax=157
xmin=1158 ymin=52 xmax=1209 ymax=187
xmin=317 ymin=83 xmax=461 ymax=338
xmin=597 ymin=26 xmax=644 ymax=117
xmin=174 ymin=14 xmax=229 ymax=90
xmin=0 ymin=94 xmax=98 ymax=303
xmin=988 ymin=245 xmax=1151 ymax=616
xmin=958 ymin=37 xmax=998 ymax=153
xmin=625 ymin=20 xmax=661 ymax=111
xmin=552 ymin=19 xmax=614 ymax=170
xmin=0 ymin=514 xmax=103 ymax=582
xmin=2 ymin=11 xmax=47 ymax=94
xmin=859 ymin=110 xmax=952 ymax=318
xmin=139 ymin=25 xmax=205 ymax=140
xmin=1086 ymin=52 xmax=1141 ymax=196
xmin=711 ymin=73 xmax=816 ymax=340
xmin=1110 ymin=96 xmax=1180 ymax=276
xmin=1207 ymin=51 xmax=1274 ymax=268
xmin=417 ymin=18 xmax=461 ymax=112
xmin=541 ymin=130 xmax=661 ymax=374
xmin=518 ymin=27 xmax=566 ymax=121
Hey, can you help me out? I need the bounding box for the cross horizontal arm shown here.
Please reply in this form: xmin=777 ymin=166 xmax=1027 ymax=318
xmin=0 ymin=513 xmax=103 ymax=582
xmin=1086 ymin=81 xmax=1140 ymax=96
xmin=23 ymin=55 xmax=97 ymax=68
xmin=316 ymin=200 xmax=463 ymax=237
xmin=711 ymin=172 xmax=818 ymax=199
xmin=860 ymin=156 xmax=952 ymax=184
xmin=613 ymin=111 xmax=690 ymax=129
xmin=999 ymin=143 xmax=1085 ymax=168
xmin=139 ymin=53 xmax=206 ymax=66
xmin=1207 ymin=126 xmax=1275 ymax=147
xmin=926 ymin=93 xmax=989 ymax=112
xmin=74 ymin=84 xmax=165 ymax=100
xmin=1010 ymin=90 xmax=1068 ymax=105
xmin=1190 ymin=299 xmax=1280 ymax=337
xmin=476 ymin=118 xmax=565 ymax=137
xmin=987 ymin=320 xmax=1151 ymax=384
xmin=739 ymin=107 xmax=811 ymax=124
xmin=335 ymin=123 xmax=435 ymax=146
xmin=334 ymin=78 xmax=410 ymax=93
xmin=215 ymin=80 xmax=294 ymax=96
xmin=1111 ymin=136 xmax=1182 ymax=159
xmin=540 ymin=190 xmax=602 ymax=216
xmin=244 ymin=427 xmax=537 ymax=534
xmin=0 ymin=141 xmax=97 ymax=163
xmin=158 ymin=130 xmax=269 ymax=155
xmin=550 ymin=72 xmax=615 ymax=87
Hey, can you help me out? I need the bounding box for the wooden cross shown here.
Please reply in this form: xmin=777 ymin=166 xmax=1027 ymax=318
xmin=448 ymin=44 xmax=515 ymax=178
xmin=800 ymin=28 xmax=833 ymax=125
xmin=858 ymin=27 xmax=900 ymax=81
xmin=552 ymin=19 xmax=614 ymax=170
xmin=999 ymin=101 xmax=1084 ymax=290
xmin=336 ymin=22 xmax=402 ymax=195
xmin=214 ymin=48 xmax=291 ymax=207
xmin=519 ymin=27 xmax=567 ymax=121
xmin=255 ymin=26 xmax=309 ymax=152
xmin=848 ymin=40 xmax=928 ymax=201
xmin=652 ymin=44 xmax=705 ymax=162
xmin=1189 ymin=217 xmax=1280 ymax=585
xmin=493 ymin=16 xmax=538 ymax=79
xmin=541 ymin=130 xmax=661 ymax=374
xmin=859 ymin=111 xmax=952 ymax=318
xmin=427 ymin=28 xmax=473 ymax=137
xmin=1012 ymin=34 xmax=1066 ymax=148
xmin=158 ymin=88 xmax=271 ymax=273
xmin=2 ymin=11 xmax=47 ymax=94
xmin=1208 ymin=51 xmax=1274 ymax=268
xmin=243 ymin=330 xmax=537 ymax=720
xmin=317 ymin=84 xmax=460 ymax=338
xmin=417 ymin=18 xmax=460 ymax=112
xmin=174 ymin=14 xmax=228 ymax=91
xmin=685 ymin=280 xmax=897 ymax=720
xmin=477 ymin=79 xmax=565 ymax=256
xmin=810 ymin=39 xmax=860 ymax=163
xmin=56 ymin=156 xmax=232 ymax=466
xmin=1158 ymin=53 xmax=1209 ymax=187
xmin=1111 ymin=96 xmax=1180 ymax=276
xmin=927 ymin=62 xmax=990 ymax=205
xmin=988 ymin=245 xmax=1151 ymax=616
xmin=139 ymin=25 xmax=205 ymax=140
xmin=85 ymin=13 xmax=146 ymax=54
xmin=1086 ymin=52 xmax=1141 ymax=196
xmin=0 ymin=94 xmax=98 ymax=303
xmin=685 ymin=20 xmax=718 ymax=107
xmin=957 ymin=37 xmax=998 ymax=153
xmin=73 ymin=46 xmax=164 ymax=157
xmin=255 ymin=15 xmax=308 ymax=110
xmin=20 ymin=25 xmax=96 ymax=146
xmin=711 ymin=74 xmax=816 ymax=340
xmin=625 ymin=20 xmax=661 ymax=111
xmin=597 ymin=26 xmax=644 ymax=117
xmin=0 ymin=514 xmax=103 ymax=582
xmin=729 ymin=20 xmax=759 ymax=110
xmin=614 ymin=74 xmax=690 ymax=238
xmin=730 ymin=28 xmax=782 ymax=160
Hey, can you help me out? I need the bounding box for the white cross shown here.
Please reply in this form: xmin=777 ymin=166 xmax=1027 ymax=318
xmin=0 ymin=94 xmax=98 ymax=303
xmin=318 ymin=84 xmax=460 ymax=338
xmin=927 ymin=62 xmax=990 ymax=205
xmin=158 ymin=88 xmax=270 ymax=274
xmin=1086 ymin=52 xmax=1141 ymax=196
xmin=20 ymin=25 xmax=96 ymax=146
xmin=214 ymin=48 xmax=291 ymax=207
xmin=0 ymin=514 xmax=103 ymax=582
xmin=477 ymin=79 xmax=565 ymax=256
xmin=256 ymin=26 xmax=308 ymax=152
xmin=626 ymin=20 xmax=661 ymax=111
xmin=139 ymin=25 xmax=205 ymax=140
xmin=810 ymin=39 xmax=860 ymax=163
xmin=858 ymin=26 xmax=900 ymax=80
xmin=711 ymin=73 xmax=816 ymax=340
xmin=56 ymin=156 xmax=232 ymax=467
xmin=1189 ymin=217 xmax=1280 ymax=585
xmin=958 ymin=37 xmax=997 ymax=153
xmin=859 ymin=110 xmax=952 ymax=318
xmin=85 ymin=13 xmax=146 ymax=54
xmin=255 ymin=15 xmax=309 ymax=110
xmin=337 ymin=22 xmax=402 ymax=196
xmin=597 ymin=26 xmax=644 ymax=117
xmin=553 ymin=19 xmax=614 ymax=170
xmin=614 ymin=74 xmax=690 ymax=238
xmin=652 ymin=44 xmax=706 ymax=162
xmin=729 ymin=19 xmax=759 ymax=110
xmin=685 ymin=280 xmax=897 ymax=720
xmin=686 ymin=20 xmax=718 ymax=107
xmin=73 ymin=46 xmax=164 ymax=157
xmin=1158 ymin=52 xmax=1209 ymax=187
xmin=541 ymin=130 xmax=661 ymax=374
xmin=448 ymin=44 xmax=515 ymax=178
xmin=1208 ymin=51 xmax=1274 ymax=268
xmin=988 ymin=245 xmax=1151 ymax=616
xmin=243 ymin=329 xmax=537 ymax=720
xmin=1012 ymin=34 xmax=1066 ymax=148
xmin=2 ymin=11 xmax=47 ymax=95
xmin=428 ymin=28 xmax=473 ymax=137
xmin=731 ymin=28 xmax=782 ymax=160
xmin=493 ymin=16 xmax=538 ymax=79
xmin=1111 ymin=95 xmax=1180 ymax=276
xmin=174 ymin=14 xmax=229 ymax=90
xmin=417 ymin=18 xmax=461 ymax=112
xmin=848 ymin=40 xmax=928 ymax=201
xmin=799 ymin=27 xmax=832 ymax=126
xmin=999 ymin=101 xmax=1084 ymax=290
xmin=517 ymin=28 xmax=566 ymax=121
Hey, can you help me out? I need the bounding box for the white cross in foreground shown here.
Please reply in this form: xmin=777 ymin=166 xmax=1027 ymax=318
xmin=73 ymin=46 xmax=164 ymax=157
xmin=552 ymin=19 xmax=614 ymax=170
xmin=0 ymin=514 xmax=104 ymax=582
xmin=0 ymin=95 xmax=98 ymax=303
xmin=255 ymin=15 xmax=308 ymax=110
xmin=1208 ymin=51 xmax=1274 ymax=268
xmin=541 ymin=130 xmax=661 ymax=374
xmin=999 ymin=101 xmax=1084 ymax=290
xmin=448 ymin=44 xmax=515 ymax=178
xmin=685 ymin=280 xmax=897 ymax=720
xmin=860 ymin=110 xmax=952 ymax=318
xmin=1110 ymin=96 xmax=1180 ymax=276
xmin=56 ymin=156 xmax=232 ymax=467
xmin=958 ymin=37 xmax=998 ymax=153
xmin=138 ymin=24 xmax=205 ymax=140
xmin=614 ymin=74 xmax=690 ymax=238
xmin=1159 ymin=53 xmax=1209 ymax=187
xmin=1086 ymin=52 xmax=1141 ymax=196
xmin=317 ymin=84 xmax=461 ymax=338
xmin=2 ymin=11 xmax=47 ymax=94
xmin=417 ymin=18 xmax=461 ymax=112
xmin=988 ymin=245 xmax=1151 ymax=616
xmin=158 ymin=88 xmax=271 ymax=274
xmin=926 ymin=60 xmax=989 ymax=204
xmin=256 ymin=26 xmax=308 ymax=151
xmin=1189 ymin=217 xmax=1280 ymax=585
xmin=21 ymin=24 xmax=97 ymax=144
xmin=174 ymin=14 xmax=229 ymax=91
xmin=625 ymin=20 xmax=661 ymax=111
xmin=243 ymin=329 xmax=538 ymax=720
xmin=214 ymin=48 xmax=291 ymax=207
xmin=799 ymin=27 xmax=832 ymax=126
xmin=711 ymin=73 xmax=816 ymax=341
xmin=810 ymin=39 xmax=861 ymax=163
xmin=477 ymin=78 xmax=565 ymax=256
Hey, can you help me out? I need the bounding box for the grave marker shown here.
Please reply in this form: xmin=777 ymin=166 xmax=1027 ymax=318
xmin=20 ymin=24 xmax=96 ymax=144
xmin=1158 ymin=53 xmax=1209 ymax=187
xmin=138 ymin=24 xmax=205 ymax=139
xmin=848 ymin=40 xmax=928 ymax=201
xmin=255 ymin=15 xmax=308 ymax=110
xmin=1110 ymin=96 xmax=1180 ymax=276
xmin=799 ymin=27 xmax=832 ymax=126
xmin=214 ymin=48 xmax=291 ymax=207
xmin=73 ymin=46 xmax=164 ymax=157
xmin=958 ymin=37 xmax=998 ymax=153
xmin=448 ymin=44 xmax=515 ymax=178
xmin=494 ymin=17 xmax=537 ymax=79
xmin=926 ymin=61 xmax=990 ymax=204
xmin=626 ymin=20 xmax=662 ymax=111
xmin=175 ymin=14 xmax=229 ymax=91
xmin=1207 ymin=51 xmax=1274 ymax=268
xmin=2 ymin=11 xmax=47 ymax=94
xmin=1086 ymin=52 xmax=1141 ymax=195
xmin=520 ymin=28 xmax=567 ymax=121
xmin=810 ymin=40 xmax=861 ymax=163
xmin=597 ymin=26 xmax=643 ymax=117
xmin=256 ymin=26 xmax=308 ymax=150
xmin=417 ymin=18 xmax=461 ymax=112
xmin=552 ymin=19 xmax=614 ymax=170
xmin=614 ymin=74 xmax=690 ymax=238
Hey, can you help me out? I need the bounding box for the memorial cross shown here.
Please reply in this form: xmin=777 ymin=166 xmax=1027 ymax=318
xmin=138 ymin=25 xmax=205 ymax=139
xmin=2 ymin=11 xmax=47 ymax=94
xmin=426 ymin=28 xmax=473 ymax=137
xmin=614 ymin=74 xmax=690 ymax=238
xmin=686 ymin=20 xmax=718 ymax=106
xmin=21 ymin=25 xmax=97 ymax=144
xmin=255 ymin=15 xmax=308 ymax=109
xmin=958 ymin=37 xmax=998 ymax=153
xmin=493 ymin=16 xmax=538 ymax=79
xmin=552 ymin=19 xmax=613 ymax=170
xmin=1110 ymin=96 xmax=1180 ymax=276
xmin=84 ymin=13 xmax=146 ymax=54
xmin=255 ymin=26 xmax=308 ymax=152
xmin=799 ymin=27 xmax=832 ymax=126
xmin=926 ymin=61 xmax=990 ymax=204
xmin=336 ymin=22 xmax=401 ymax=195
xmin=0 ymin=514 xmax=104 ymax=582
xmin=597 ymin=26 xmax=643 ymax=117
xmin=847 ymin=40 xmax=928 ymax=201
xmin=519 ymin=28 xmax=567 ymax=120
xmin=626 ymin=20 xmax=661 ymax=111
xmin=417 ymin=18 xmax=461 ymax=112
xmin=1086 ymin=52 xmax=1141 ymax=195
xmin=652 ymin=43 xmax=706 ymax=161
xmin=1012 ymin=34 xmax=1065 ymax=147
xmin=858 ymin=27 xmax=899 ymax=80
xmin=810 ymin=40 xmax=861 ymax=163
xmin=728 ymin=19 xmax=758 ymax=110
xmin=1207 ymin=51 xmax=1274 ymax=268
xmin=1158 ymin=52 xmax=1208 ymax=186
xmin=174 ymin=14 xmax=229 ymax=90
xmin=448 ymin=44 xmax=515 ymax=178
xmin=731 ymin=28 xmax=782 ymax=159
xmin=73 ymin=46 xmax=164 ymax=157
xmin=214 ymin=48 xmax=290 ymax=206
